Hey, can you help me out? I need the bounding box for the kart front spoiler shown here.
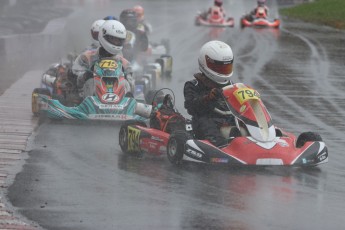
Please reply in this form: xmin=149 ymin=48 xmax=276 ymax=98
xmin=35 ymin=94 xmax=146 ymax=121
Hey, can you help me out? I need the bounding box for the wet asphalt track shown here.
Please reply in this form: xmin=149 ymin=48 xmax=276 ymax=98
xmin=3 ymin=0 xmax=345 ymax=229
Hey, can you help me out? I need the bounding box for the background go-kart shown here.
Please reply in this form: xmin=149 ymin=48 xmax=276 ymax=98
xmin=0 ymin=0 xmax=344 ymax=229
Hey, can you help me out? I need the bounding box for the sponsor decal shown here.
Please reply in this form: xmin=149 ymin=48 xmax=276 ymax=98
xmin=149 ymin=143 xmax=157 ymax=148
xmin=186 ymin=148 xmax=203 ymax=159
xmin=90 ymin=114 xmax=129 ymax=120
xmin=210 ymin=158 xmax=229 ymax=163
xmin=102 ymin=93 xmax=119 ymax=102
xmin=302 ymin=158 xmax=315 ymax=164
xmin=240 ymin=105 xmax=246 ymax=113
xmin=98 ymin=104 xmax=124 ymax=110
xmin=256 ymin=158 xmax=283 ymax=165
xmin=277 ymin=139 xmax=289 ymax=147
xmin=128 ymin=126 xmax=141 ymax=152
xmin=186 ymin=124 xmax=193 ymax=131
xmin=151 ymin=136 xmax=164 ymax=142
xmin=317 ymin=152 xmax=327 ymax=162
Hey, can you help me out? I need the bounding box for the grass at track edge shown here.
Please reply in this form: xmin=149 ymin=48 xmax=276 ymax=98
xmin=279 ymin=0 xmax=345 ymax=30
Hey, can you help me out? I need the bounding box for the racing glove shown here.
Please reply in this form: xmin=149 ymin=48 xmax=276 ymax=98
xmin=203 ymin=88 xmax=223 ymax=104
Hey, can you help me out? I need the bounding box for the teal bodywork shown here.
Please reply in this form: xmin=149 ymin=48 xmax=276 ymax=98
xmin=37 ymin=94 xmax=147 ymax=121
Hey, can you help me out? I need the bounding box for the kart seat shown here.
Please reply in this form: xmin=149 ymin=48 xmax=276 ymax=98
xmin=150 ymin=94 xmax=185 ymax=133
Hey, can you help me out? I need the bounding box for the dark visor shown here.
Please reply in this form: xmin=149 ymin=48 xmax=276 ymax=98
xmin=104 ymin=35 xmax=125 ymax=46
xmin=205 ymin=55 xmax=233 ymax=75
xmin=91 ymin=31 xmax=99 ymax=40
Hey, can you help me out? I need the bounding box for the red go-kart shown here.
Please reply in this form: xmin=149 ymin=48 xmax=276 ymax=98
xmin=240 ymin=6 xmax=280 ymax=29
xmin=119 ymin=84 xmax=328 ymax=167
xmin=195 ymin=9 xmax=234 ymax=27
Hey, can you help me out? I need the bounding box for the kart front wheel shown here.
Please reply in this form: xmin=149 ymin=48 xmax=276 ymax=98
xmin=167 ymin=131 xmax=190 ymax=165
xmin=119 ymin=125 xmax=129 ymax=153
xmin=296 ymin=132 xmax=322 ymax=148
xmin=32 ymin=88 xmax=50 ymax=116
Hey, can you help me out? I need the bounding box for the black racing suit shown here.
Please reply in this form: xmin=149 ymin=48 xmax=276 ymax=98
xmin=184 ymin=73 xmax=235 ymax=147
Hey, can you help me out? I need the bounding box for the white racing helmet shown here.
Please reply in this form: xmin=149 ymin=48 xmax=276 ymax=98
xmin=198 ymin=40 xmax=234 ymax=85
xmin=98 ymin=20 xmax=127 ymax=55
xmin=90 ymin=19 xmax=105 ymax=43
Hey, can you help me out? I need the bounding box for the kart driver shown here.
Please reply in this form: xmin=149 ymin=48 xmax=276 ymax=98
xmin=250 ymin=0 xmax=269 ymax=18
xmin=133 ymin=5 xmax=152 ymax=34
xmin=88 ymin=19 xmax=105 ymax=50
xmin=119 ymin=8 xmax=149 ymax=62
xmin=207 ymin=0 xmax=226 ymax=19
xmin=72 ymin=20 xmax=134 ymax=94
xmin=184 ymin=40 xmax=235 ymax=147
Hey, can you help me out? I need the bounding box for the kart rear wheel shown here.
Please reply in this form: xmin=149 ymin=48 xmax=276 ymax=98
xmin=119 ymin=121 xmax=146 ymax=154
xmin=167 ymin=131 xmax=190 ymax=165
xmin=32 ymin=88 xmax=50 ymax=116
xmin=296 ymin=132 xmax=322 ymax=148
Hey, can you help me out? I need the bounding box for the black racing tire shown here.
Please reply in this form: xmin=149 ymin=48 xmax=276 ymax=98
xmin=119 ymin=125 xmax=130 ymax=154
xmin=296 ymin=132 xmax=322 ymax=148
xmin=32 ymin=88 xmax=51 ymax=116
xmin=119 ymin=121 xmax=146 ymax=154
xmin=167 ymin=131 xmax=191 ymax=165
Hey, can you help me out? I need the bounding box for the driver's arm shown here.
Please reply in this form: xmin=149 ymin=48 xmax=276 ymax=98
xmin=184 ymin=80 xmax=216 ymax=116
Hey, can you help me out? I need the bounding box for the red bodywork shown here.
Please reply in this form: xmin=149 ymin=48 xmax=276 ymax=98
xmin=122 ymin=84 xmax=327 ymax=166
xmin=133 ymin=125 xmax=170 ymax=156
xmin=218 ymin=134 xmax=309 ymax=165
xmin=241 ymin=17 xmax=280 ymax=28
xmin=241 ymin=7 xmax=280 ymax=29
xmin=195 ymin=10 xmax=234 ymax=27
xmin=95 ymin=75 xmax=127 ymax=104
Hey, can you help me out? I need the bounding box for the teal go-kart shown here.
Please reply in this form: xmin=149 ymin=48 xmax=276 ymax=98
xmin=31 ymin=58 xmax=151 ymax=121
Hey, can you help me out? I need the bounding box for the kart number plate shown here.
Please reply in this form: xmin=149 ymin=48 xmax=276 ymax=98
xmin=99 ymin=59 xmax=117 ymax=69
xmin=234 ymin=88 xmax=260 ymax=104
xmin=128 ymin=126 xmax=141 ymax=152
